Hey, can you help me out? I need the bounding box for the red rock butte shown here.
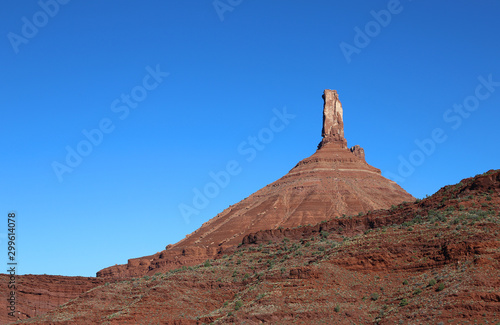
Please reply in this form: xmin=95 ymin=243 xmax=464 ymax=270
xmin=97 ymin=89 xmax=414 ymax=278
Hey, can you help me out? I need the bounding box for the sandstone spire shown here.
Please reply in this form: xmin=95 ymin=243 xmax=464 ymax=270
xmin=322 ymin=89 xmax=344 ymax=138
xmin=319 ymin=89 xmax=347 ymax=149
xmin=97 ymin=89 xmax=415 ymax=278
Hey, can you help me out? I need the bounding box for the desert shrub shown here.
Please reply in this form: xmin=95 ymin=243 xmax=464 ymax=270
xmin=234 ymin=300 xmax=243 ymax=310
xmin=436 ymin=213 xmax=447 ymax=222
xmin=399 ymin=298 xmax=408 ymax=306
xmin=437 ymin=283 xmax=445 ymax=291
xmin=428 ymin=279 xmax=436 ymax=287
xmin=334 ymin=305 xmax=340 ymax=312
xmin=412 ymin=215 xmax=424 ymax=224
xmin=446 ymin=206 xmax=456 ymax=212
xmin=370 ymin=293 xmax=379 ymax=301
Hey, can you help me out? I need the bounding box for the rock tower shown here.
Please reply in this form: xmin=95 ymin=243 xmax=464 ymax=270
xmin=97 ymin=90 xmax=414 ymax=278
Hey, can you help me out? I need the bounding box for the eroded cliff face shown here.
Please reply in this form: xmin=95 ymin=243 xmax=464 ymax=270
xmin=0 ymin=274 xmax=105 ymax=324
xmin=97 ymin=90 xmax=414 ymax=278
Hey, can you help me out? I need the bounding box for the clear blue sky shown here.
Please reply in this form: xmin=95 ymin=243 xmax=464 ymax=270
xmin=1 ymin=1 xmax=499 ymax=277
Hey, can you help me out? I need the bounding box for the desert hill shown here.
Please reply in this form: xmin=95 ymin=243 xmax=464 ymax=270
xmin=12 ymin=169 xmax=500 ymax=324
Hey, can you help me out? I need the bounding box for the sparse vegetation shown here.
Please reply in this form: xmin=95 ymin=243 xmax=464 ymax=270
xmin=234 ymin=300 xmax=243 ymax=311
xmin=437 ymin=283 xmax=445 ymax=291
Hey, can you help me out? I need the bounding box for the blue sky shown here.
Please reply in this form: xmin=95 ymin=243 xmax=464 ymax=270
xmin=1 ymin=1 xmax=499 ymax=277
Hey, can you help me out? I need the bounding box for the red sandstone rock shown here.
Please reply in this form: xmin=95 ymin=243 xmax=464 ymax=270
xmin=320 ymin=89 xmax=346 ymax=148
xmin=350 ymin=144 xmax=365 ymax=160
xmin=4 ymin=91 xmax=500 ymax=324
xmin=97 ymin=90 xmax=414 ymax=278
xmin=0 ymin=274 xmax=105 ymax=324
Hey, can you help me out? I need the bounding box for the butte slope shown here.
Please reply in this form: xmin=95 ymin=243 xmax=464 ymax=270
xmin=20 ymin=169 xmax=500 ymax=324
xmin=97 ymin=89 xmax=414 ymax=278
